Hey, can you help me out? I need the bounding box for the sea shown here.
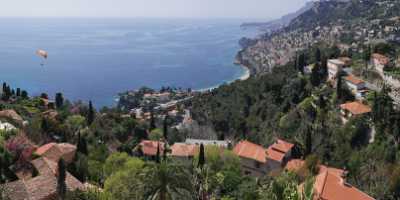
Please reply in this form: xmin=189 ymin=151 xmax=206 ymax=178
xmin=0 ymin=18 xmax=259 ymax=107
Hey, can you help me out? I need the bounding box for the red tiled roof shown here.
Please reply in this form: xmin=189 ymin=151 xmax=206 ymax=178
xmin=372 ymin=53 xmax=389 ymax=65
xmin=138 ymin=140 xmax=165 ymax=156
xmin=170 ymin=143 xmax=198 ymax=157
xmin=266 ymin=146 xmax=286 ymax=162
xmin=233 ymin=140 xmax=267 ymax=163
xmin=34 ymin=143 xmax=77 ymax=164
xmin=314 ymin=171 xmax=375 ymax=200
xmin=285 ymin=159 xmax=344 ymax=177
xmin=344 ymin=75 xmax=365 ymax=85
xmin=270 ymin=139 xmax=294 ymax=154
xmin=340 ymin=102 xmax=372 ymax=115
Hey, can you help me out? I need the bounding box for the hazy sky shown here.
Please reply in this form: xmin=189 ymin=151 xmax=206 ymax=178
xmin=0 ymin=0 xmax=309 ymax=19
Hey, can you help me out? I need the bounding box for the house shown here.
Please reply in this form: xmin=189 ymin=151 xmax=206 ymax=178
xmin=233 ymin=140 xmax=270 ymax=177
xmin=327 ymin=59 xmax=345 ymax=80
xmin=136 ymin=140 xmax=165 ymax=159
xmin=285 ymin=159 xmax=375 ymax=200
xmin=266 ymin=139 xmax=295 ymax=175
xmin=185 ymin=139 xmax=230 ymax=148
xmin=371 ymin=53 xmax=390 ymax=75
xmin=3 ymin=157 xmax=85 ymax=200
xmin=340 ymin=101 xmax=371 ymax=122
xmin=170 ymin=143 xmax=198 ymax=159
xmin=233 ymin=139 xmax=294 ymax=177
xmin=35 ymin=143 xmax=77 ymax=164
xmin=344 ymin=75 xmax=368 ymax=100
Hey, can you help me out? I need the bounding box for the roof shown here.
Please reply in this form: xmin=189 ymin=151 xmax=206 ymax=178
xmin=314 ymin=171 xmax=375 ymax=200
xmin=340 ymin=102 xmax=372 ymax=115
xmin=328 ymin=59 xmax=345 ymax=66
xmin=138 ymin=140 xmax=165 ymax=156
xmin=185 ymin=139 xmax=230 ymax=147
xmin=3 ymin=157 xmax=84 ymax=200
xmin=270 ymin=139 xmax=294 ymax=154
xmin=233 ymin=140 xmax=267 ymax=163
xmin=34 ymin=143 xmax=77 ymax=163
xmin=344 ymin=75 xmax=365 ymax=85
xmin=266 ymin=147 xmax=286 ymax=162
xmin=339 ymin=57 xmax=352 ymax=65
xmin=170 ymin=143 xmax=198 ymax=157
xmin=285 ymin=159 xmax=374 ymax=200
xmin=0 ymin=109 xmax=23 ymax=125
xmin=372 ymin=53 xmax=389 ymax=65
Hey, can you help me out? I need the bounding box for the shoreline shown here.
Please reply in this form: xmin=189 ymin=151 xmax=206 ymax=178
xmin=195 ymin=64 xmax=251 ymax=92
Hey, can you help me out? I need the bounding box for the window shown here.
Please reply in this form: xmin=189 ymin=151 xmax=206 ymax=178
xmin=255 ymin=161 xmax=261 ymax=169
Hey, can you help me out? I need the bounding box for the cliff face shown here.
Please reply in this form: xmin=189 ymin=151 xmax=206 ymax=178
xmin=239 ymin=0 xmax=400 ymax=75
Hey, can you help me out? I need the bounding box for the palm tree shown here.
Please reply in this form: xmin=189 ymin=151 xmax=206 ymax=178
xmin=141 ymin=162 xmax=194 ymax=200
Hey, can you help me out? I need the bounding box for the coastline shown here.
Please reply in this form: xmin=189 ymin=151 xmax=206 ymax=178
xmin=195 ymin=64 xmax=251 ymax=92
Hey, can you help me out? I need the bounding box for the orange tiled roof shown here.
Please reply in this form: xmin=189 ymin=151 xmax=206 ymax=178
xmin=285 ymin=159 xmax=345 ymax=177
xmin=138 ymin=140 xmax=165 ymax=156
xmin=266 ymin=146 xmax=286 ymax=162
xmin=314 ymin=171 xmax=375 ymax=200
xmin=372 ymin=53 xmax=389 ymax=65
xmin=233 ymin=140 xmax=267 ymax=163
xmin=270 ymin=139 xmax=294 ymax=154
xmin=340 ymin=102 xmax=372 ymax=115
xmin=344 ymin=75 xmax=365 ymax=85
xmin=170 ymin=143 xmax=198 ymax=157
xmin=34 ymin=143 xmax=77 ymax=164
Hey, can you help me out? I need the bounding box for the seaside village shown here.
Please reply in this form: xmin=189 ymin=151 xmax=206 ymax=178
xmin=0 ymin=52 xmax=394 ymax=200
xmin=0 ymin=40 xmax=391 ymax=200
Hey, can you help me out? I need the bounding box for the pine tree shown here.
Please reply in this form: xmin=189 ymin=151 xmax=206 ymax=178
xmin=198 ymin=144 xmax=205 ymax=169
xmin=87 ymin=101 xmax=95 ymax=125
xmin=57 ymin=159 xmax=67 ymax=200
xmin=55 ymin=93 xmax=64 ymax=108
xmin=21 ymin=91 xmax=28 ymax=99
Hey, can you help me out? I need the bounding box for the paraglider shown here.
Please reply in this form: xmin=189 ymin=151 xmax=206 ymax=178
xmin=36 ymin=49 xmax=48 ymax=66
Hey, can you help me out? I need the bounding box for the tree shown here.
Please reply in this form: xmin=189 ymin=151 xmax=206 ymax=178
xmin=77 ymin=134 xmax=88 ymax=155
xmin=150 ymin=109 xmax=156 ymax=130
xmin=198 ymin=144 xmax=205 ymax=169
xmin=336 ymin=73 xmax=343 ymax=100
xmin=156 ymin=144 xmax=161 ymax=164
xmin=55 ymin=93 xmax=64 ymax=108
xmin=141 ymin=162 xmax=194 ymax=200
xmin=57 ymin=159 xmax=67 ymax=200
xmin=16 ymin=88 xmax=20 ymax=97
xmin=41 ymin=93 xmax=49 ymax=99
xmin=298 ymin=53 xmax=306 ymax=74
xmin=321 ymin=56 xmax=328 ymax=80
xmin=21 ymin=90 xmax=28 ymax=99
xmin=87 ymin=101 xmax=95 ymax=125
xmin=311 ymin=62 xmax=321 ymax=86
xmin=163 ymin=115 xmax=169 ymax=140
xmin=315 ymin=48 xmax=321 ymax=63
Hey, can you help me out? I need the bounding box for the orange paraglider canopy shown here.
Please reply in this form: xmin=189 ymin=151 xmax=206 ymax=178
xmin=36 ymin=49 xmax=48 ymax=59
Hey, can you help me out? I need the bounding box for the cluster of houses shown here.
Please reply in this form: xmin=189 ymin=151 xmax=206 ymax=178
xmin=134 ymin=137 xmax=374 ymax=200
xmin=2 ymin=142 xmax=87 ymax=200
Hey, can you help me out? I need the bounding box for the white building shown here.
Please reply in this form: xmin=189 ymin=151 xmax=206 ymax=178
xmin=327 ymin=59 xmax=345 ymax=80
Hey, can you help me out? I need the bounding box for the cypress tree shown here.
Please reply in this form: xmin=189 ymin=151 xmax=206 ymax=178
xmin=87 ymin=101 xmax=95 ymax=125
xmin=16 ymin=88 xmax=20 ymax=97
xmin=57 ymin=159 xmax=67 ymax=200
xmin=298 ymin=53 xmax=306 ymax=74
xmin=155 ymin=143 xmax=160 ymax=164
xmin=77 ymin=132 xmax=88 ymax=155
xmin=163 ymin=142 xmax=168 ymax=161
xmin=311 ymin=62 xmax=321 ymax=86
xmin=315 ymin=48 xmax=321 ymax=63
xmin=55 ymin=93 xmax=64 ymax=108
xmin=150 ymin=109 xmax=156 ymax=130
xmin=336 ymin=74 xmax=343 ymax=100
xmin=163 ymin=115 xmax=169 ymax=140
xmin=198 ymin=144 xmax=205 ymax=169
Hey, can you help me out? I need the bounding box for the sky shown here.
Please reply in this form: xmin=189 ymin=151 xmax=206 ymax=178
xmin=0 ymin=0 xmax=309 ymax=19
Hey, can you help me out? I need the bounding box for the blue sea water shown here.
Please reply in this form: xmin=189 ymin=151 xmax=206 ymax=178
xmin=0 ymin=18 xmax=258 ymax=107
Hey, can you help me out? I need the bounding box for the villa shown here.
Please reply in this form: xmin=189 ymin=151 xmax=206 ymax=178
xmin=344 ymin=75 xmax=369 ymax=100
xmin=340 ymin=101 xmax=372 ymax=123
xmin=371 ymin=53 xmax=390 ymax=75
xmin=327 ymin=59 xmax=345 ymax=81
